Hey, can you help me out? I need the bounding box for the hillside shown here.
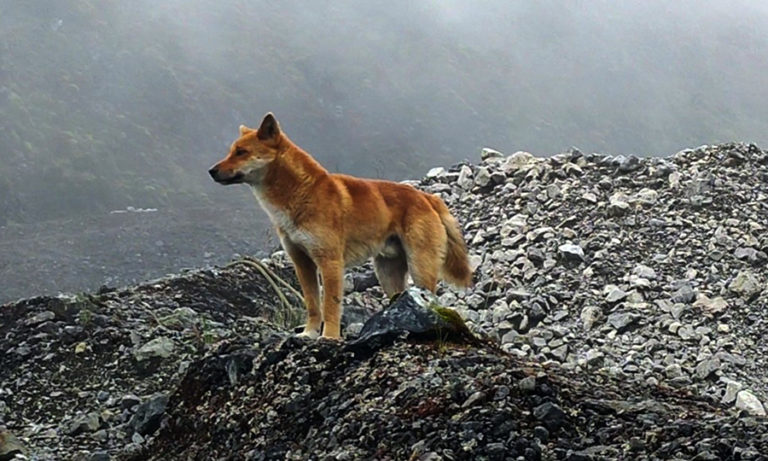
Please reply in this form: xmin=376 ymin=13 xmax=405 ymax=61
xmin=1 ymin=143 xmax=768 ymax=460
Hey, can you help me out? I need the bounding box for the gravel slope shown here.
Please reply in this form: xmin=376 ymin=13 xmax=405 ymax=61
xmin=1 ymin=142 xmax=767 ymax=460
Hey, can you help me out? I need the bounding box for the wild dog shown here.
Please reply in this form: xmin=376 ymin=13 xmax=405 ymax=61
xmin=209 ymin=113 xmax=472 ymax=339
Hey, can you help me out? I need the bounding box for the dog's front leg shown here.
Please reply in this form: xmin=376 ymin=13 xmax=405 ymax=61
xmin=318 ymin=257 xmax=344 ymax=339
xmin=283 ymin=240 xmax=322 ymax=338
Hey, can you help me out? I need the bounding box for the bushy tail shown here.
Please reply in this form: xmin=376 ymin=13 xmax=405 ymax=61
xmin=427 ymin=194 xmax=473 ymax=288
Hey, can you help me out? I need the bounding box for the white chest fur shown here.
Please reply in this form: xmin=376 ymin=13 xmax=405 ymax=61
xmin=250 ymin=186 xmax=315 ymax=249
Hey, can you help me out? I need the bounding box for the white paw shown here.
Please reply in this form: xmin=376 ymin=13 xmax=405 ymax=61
xmin=296 ymin=329 xmax=320 ymax=340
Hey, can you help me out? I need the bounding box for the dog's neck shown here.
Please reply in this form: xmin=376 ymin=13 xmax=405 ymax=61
xmin=249 ymin=136 xmax=327 ymax=214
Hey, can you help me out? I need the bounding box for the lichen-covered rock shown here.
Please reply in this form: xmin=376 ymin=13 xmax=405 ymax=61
xmin=351 ymin=288 xmax=477 ymax=348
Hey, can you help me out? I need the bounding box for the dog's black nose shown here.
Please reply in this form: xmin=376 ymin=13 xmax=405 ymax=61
xmin=208 ymin=167 xmax=219 ymax=179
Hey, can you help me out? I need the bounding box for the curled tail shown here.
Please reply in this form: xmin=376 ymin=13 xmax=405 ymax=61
xmin=427 ymin=194 xmax=473 ymax=288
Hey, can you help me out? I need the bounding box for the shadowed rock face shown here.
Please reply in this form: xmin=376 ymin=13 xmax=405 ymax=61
xmin=2 ymin=143 xmax=768 ymax=459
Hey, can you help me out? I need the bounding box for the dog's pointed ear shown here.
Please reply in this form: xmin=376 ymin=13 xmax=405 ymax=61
xmin=257 ymin=113 xmax=280 ymax=141
xmin=239 ymin=125 xmax=252 ymax=136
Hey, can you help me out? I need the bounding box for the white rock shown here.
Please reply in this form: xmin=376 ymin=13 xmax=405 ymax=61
xmin=501 ymin=151 xmax=535 ymax=173
xmin=468 ymin=254 xmax=483 ymax=272
xmin=722 ymin=379 xmax=743 ymax=404
xmin=558 ymin=243 xmax=585 ymax=262
xmin=474 ymin=167 xmax=492 ymax=187
xmin=632 ymin=264 xmax=657 ymax=280
xmin=457 ymin=165 xmax=474 ymax=190
xmin=426 ymin=167 xmax=445 ymax=178
xmin=480 ymin=147 xmax=504 ymax=162
xmin=134 ymin=337 xmax=175 ymax=362
xmin=735 ymin=390 xmax=766 ymax=416
xmin=580 ymin=305 xmax=601 ymax=330
xmin=635 ymin=188 xmax=658 ymax=205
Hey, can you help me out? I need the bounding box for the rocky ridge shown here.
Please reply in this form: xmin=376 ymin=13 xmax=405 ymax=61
xmin=1 ymin=142 xmax=767 ymax=460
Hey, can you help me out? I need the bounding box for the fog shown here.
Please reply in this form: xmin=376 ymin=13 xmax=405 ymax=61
xmin=2 ymin=0 xmax=768 ymax=301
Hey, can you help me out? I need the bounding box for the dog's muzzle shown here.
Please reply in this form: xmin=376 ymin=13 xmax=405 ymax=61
xmin=209 ymin=166 xmax=244 ymax=185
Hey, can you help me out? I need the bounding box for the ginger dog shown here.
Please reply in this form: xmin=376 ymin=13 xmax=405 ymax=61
xmin=209 ymin=113 xmax=472 ymax=339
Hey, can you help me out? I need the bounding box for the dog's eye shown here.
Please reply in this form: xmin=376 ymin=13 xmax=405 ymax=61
xmin=235 ymin=148 xmax=248 ymax=157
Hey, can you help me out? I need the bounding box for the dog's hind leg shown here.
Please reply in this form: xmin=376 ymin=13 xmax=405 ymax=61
xmin=374 ymin=253 xmax=408 ymax=298
xmin=401 ymin=213 xmax=447 ymax=293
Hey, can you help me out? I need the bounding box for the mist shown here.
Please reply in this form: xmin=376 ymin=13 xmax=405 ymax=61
xmin=2 ymin=0 xmax=768 ymax=302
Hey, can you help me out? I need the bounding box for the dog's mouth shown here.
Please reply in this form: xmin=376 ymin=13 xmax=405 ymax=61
xmin=217 ymin=172 xmax=245 ymax=185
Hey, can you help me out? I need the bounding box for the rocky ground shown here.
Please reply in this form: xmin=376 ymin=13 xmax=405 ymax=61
xmin=2 ymin=142 xmax=768 ymax=460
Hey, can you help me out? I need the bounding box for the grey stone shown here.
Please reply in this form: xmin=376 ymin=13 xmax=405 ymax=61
xmin=121 ymin=393 xmax=141 ymax=410
xmin=66 ymin=412 xmax=101 ymax=435
xmin=480 ymin=147 xmax=504 ymax=161
xmin=734 ymin=247 xmax=767 ymax=264
xmin=694 ymin=356 xmax=721 ymax=380
xmin=351 ymin=288 xmax=476 ymax=347
xmin=729 ymin=271 xmax=762 ymax=299
xmin=88 ymin=451 xmax=110 ymax=461
xmin=607 ymin=312 xmax=639 ymax=332
xmin=665 ymin=364 xmax=684 ymax=379
xmin=502 ymin=151 xmax=535 ymax=173
xmin=635 ymin=188 xmax=658 ymax=205
xmin=25 ymin=310 xmax=55 ymax=326
xmin=134 ymin=336 xmax=175 ymax=362
xmin=533 ymin=425 xmax=550 ymax=442
xmin=585 ymin=349 xmax=604 ymax=366
xmin=533 ymin=402 xmax=566 ymax=430
xmin=344 ymin=322 xmax=364 ymax=338
xmin=0 ymin=430 xmax=27 ymax=459
xmin=558 ymin=243 xmax=585 ymax=262
xmin=462 ymin=391 xmax=486 ymax=408
xmin=474 ymin=167 xmax=492 ymax=187
xmin=500 ymin=330 xmax=519 ymax=344
xmin=129 ymin=394 xmax=169 ymax=435
xmin=518 ymin=376 xmax=536 ymax=393
xmin=677 ymin=324 xmax=696 ymax=341
xmin=457 ymin=165 xmax=474 ymax=189
xmin=605 ymin=286 xmax=628 ymax=304
xmin=722 ymin=379 xmax=743 ymax=404
xmin=580 ymin=306 xmax=601 ymax=330
xmin=693 ymin=295 xmax=728 ymax=315
xmin=607 ymin=193 xmax=631 ymax=216
xmin=633 ymin=264 xmax=657 ymax=280
xmin=549 ymin=344 xmax=569 ymax=362
xmin=671 ymin=283 xmax=696 ymax=304
xmin=426 ymin=167 xmax=445 ymax=178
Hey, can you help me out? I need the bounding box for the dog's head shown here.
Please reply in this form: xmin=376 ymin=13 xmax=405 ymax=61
xmin=209 ymin=112 xmax=282 ymax=185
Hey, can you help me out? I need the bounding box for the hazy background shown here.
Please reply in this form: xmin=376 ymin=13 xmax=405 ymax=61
xmin=2 ymin=0 xmax=768 ymax=302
